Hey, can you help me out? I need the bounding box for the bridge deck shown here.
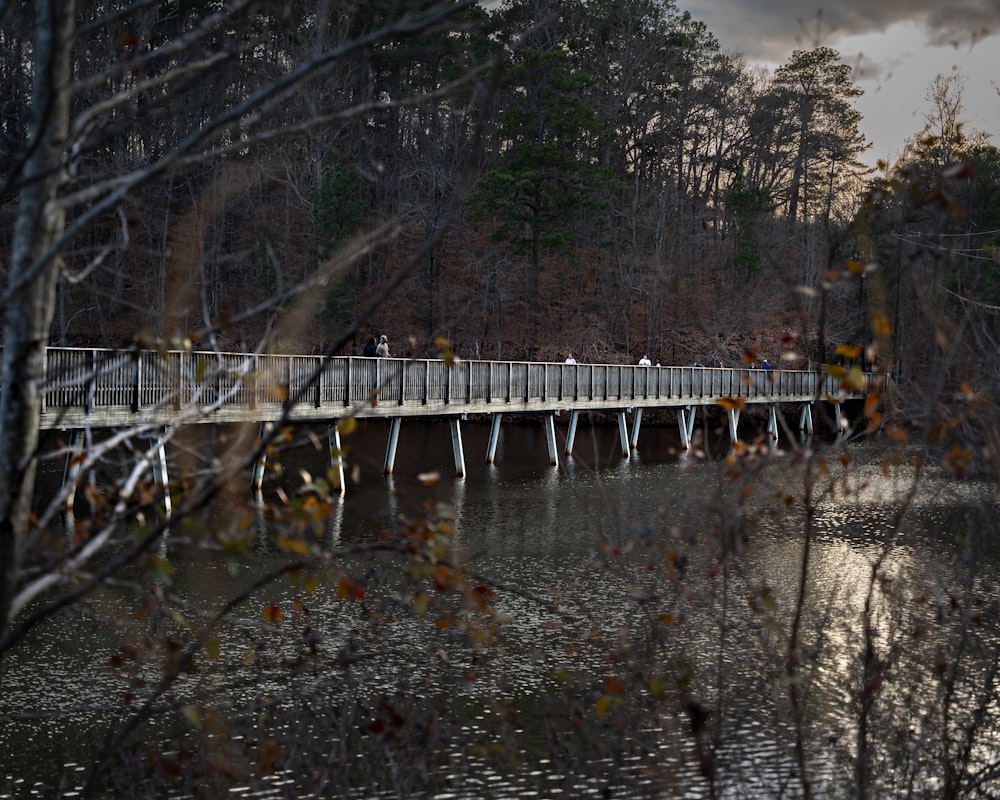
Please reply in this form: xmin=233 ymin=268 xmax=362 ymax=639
xmin=26 ymin=347 xmax=884 ymax=430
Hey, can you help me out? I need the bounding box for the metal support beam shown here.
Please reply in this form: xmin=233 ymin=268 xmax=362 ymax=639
xmin=62 ymin=430 xmax=84 ymax=511
xmin=727 ymin=408 xmax=740 ymax=443
xmin=486 ymin=413 xmax=502 ymax=464
xmin=565 ymin=410 xmax=579 ymax=456
xmin=630 ymin=408 xmax=643 ymax=451
xmin=328 ymin=424 xmax=346 ymax=497
xmin=834 ymin=402 xmax=844 ymax=434
xmin=544 ymin=414 xmax=559 ymax=466
xmin=799 ymin=402 xmax=814 ymax=435
xmin=767 ymin=404 xmax=778 ymax=442
xmin=677 ymin=405 xmax=696 ymax=450
xmin=251 ymin=423 xmax=268 ymax=494
xmin=451 ymin=418 xmax=467 ymax=477
xmin=150 ymin=432 xmax=172 ymax=516
xmin=616 ymin=411 xmax=629 ymax=458
xmin=384 ymin=417 xmax=401 ymax=475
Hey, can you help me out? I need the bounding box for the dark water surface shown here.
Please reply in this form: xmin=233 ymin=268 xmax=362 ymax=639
xmin=2 ymin=418 xmax=999 ymax=798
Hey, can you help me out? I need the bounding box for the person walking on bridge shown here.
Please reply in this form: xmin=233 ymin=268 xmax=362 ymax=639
xmin=376 ymin=335 xmax=390 ymax=358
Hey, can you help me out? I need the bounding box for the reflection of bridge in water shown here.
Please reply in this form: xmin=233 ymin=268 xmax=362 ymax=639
xmin=28 ymin=346 xmax=887 ymax=496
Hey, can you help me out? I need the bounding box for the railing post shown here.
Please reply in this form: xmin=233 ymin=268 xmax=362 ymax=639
xmin=132 ymin=353 xmax=140 ymax=413
xmin=316 ymin=356 xmax=322 ymax=408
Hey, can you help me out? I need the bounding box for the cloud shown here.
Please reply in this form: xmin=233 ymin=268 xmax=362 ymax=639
xmin=682 ymin=0 xmax=999 ymax=62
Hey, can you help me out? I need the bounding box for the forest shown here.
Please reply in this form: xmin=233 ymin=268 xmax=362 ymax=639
xmin=3 ymin=1 xmax=1000 ymax=798
xmin=1 ymin=0 xmax=996 ymax=374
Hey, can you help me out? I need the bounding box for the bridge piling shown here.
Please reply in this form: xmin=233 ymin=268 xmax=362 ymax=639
xmin=451 ymin=418 xmax=467 ymax=477
xmin=328 ymin=425 xmax=345 ymax=496
xmin=384 ymin=418 xmax=401 ymax=475
xmin=251 ymin=424 xmax=268 ymax=493
xmin=565 ymin=410 xmax=579 ymax=456
xmin=630 ymin=409 xmax=643 ymax=451
xmin=799 ymin=403 xmax=814 ymax=435
xmin=486 ymin=413 xmax=503 ymax=464
xmin=616 ymin=412 xmax=629 ymax=459
xmin=544 ymin=415 xmax=559 ymax=466
xmin=148 ymin=432 xmax=171 ymax=516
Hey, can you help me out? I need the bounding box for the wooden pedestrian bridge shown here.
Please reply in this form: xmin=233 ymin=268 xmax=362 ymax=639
xmin=20 ymin=346 xmax=887 ymax=493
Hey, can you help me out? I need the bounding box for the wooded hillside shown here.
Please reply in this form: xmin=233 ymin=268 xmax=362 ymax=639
xmin=2 ymin=1 xmax=998 ymax=374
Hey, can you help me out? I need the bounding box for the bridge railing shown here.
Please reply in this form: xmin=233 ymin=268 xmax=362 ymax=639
xmin=2 ymin=347 xmax=887 ymax=427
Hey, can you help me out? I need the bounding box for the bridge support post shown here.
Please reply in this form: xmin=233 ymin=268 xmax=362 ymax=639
xmin=677 ymin=405 xmax=696 ymax=450
xmin=451 ymin=418 xmax=466 ymax=477
xmin=727 ymin=408 xmax=740 ymax=444
xmin=328 ymin=425 xmax=346 ymax=496
xmin=565 ymin=410 xmax=579 ymax=456
xmin=767 ymin=404 xmax=779 ymax=442
xmin=544 ymin=414 xmax=558 ymax=466
xmin=251 ymin=424 xmax=269 ymax=494
xmin=799 ymin=403 xmax=814 ymax=435
xmin=833 ymin=402 xmax=844 ymax=434
xmin=150 ymin=432 xmax=172 ymax=517
xmin=630 ymin=408 xmax=643 ymax=451
xmin=616 ymin=411 xmax=629 ymax=458
xmin=486 ymin=413 xmax=503 ymax=464
xmin=62 ymin=430 xmax=85 ymax=511
xmin=384 ymin=418 xmax=401 ymax=475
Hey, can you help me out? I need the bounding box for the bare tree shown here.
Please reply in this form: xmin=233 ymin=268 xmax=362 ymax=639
xmin=1 ymin=0 xmax=490 ymax=669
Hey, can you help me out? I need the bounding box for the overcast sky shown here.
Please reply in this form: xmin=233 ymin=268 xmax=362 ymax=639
xmin=675 ymin=0 xmax=1000 ymax=166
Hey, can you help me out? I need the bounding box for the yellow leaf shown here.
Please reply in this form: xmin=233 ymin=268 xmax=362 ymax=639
xmin=276 ymin=533 xmax=310 ymax=555
xmin=846 ymin=259 xmax=866 ymax=275
xmin=836 ymin=344 xmax=862 ymax=359
xmin=824 ymin=364 xmax=846 ymax=380
xmin=204 ymin=637 xmax=220 ymax=660
xmin=262 ymin=605 xmax=283 ymax=624
xmin=595 ymin=695 xmax=611 ymax=719
xmin=180 ymin=704 xmax=202 ymax=729
xmin=336 ymin=416 xmax=357 ymax=435
xmin=844 ymin=366 xmax=866 ymax=391
xmin=267 ymin=384 xmax=289 ymax=401
xmin=872 ymin=312 xmax=893 ymax=337
xmin=717 ymin=396 xmax=745 ymax=412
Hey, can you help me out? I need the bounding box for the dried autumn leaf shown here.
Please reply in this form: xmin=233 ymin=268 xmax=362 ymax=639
xmin=844 ymin=366 xmax=866 ymax=391
xmin=864 ymin=392 xmax=881 ymax=419
xmin=262 ymin=605 xmax=283 ymax=624
xmin=267 ymin=384 xmax=289 ymax=401
xmin=717 ymin=396 xmax=745 ymax=412
xmin=872 ymin=312 xmax=893 ymax=337
xmin=836 ymin=343 xmax=863 ymax=359
xmin=276 ymin=533 xmax=310 ymax=556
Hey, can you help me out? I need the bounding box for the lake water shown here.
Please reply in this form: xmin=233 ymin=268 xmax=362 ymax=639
xmin=2 ymin=416 xmax=999 ymax=798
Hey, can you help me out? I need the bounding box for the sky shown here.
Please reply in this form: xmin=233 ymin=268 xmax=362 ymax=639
xmin=675 ymin=0 xmax=1000 ymax=167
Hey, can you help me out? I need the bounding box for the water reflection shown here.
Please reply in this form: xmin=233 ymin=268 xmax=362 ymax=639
xmin=5 ymin=424 xmax=1000 ymax=798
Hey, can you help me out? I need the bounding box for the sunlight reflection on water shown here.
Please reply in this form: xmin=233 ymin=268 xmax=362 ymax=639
xmin=3 ymin=427 xmax=999 ymax=798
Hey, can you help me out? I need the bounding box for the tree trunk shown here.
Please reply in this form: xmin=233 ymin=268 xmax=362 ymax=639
xmin=0 ymin=0 xmax=73 ymax=666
